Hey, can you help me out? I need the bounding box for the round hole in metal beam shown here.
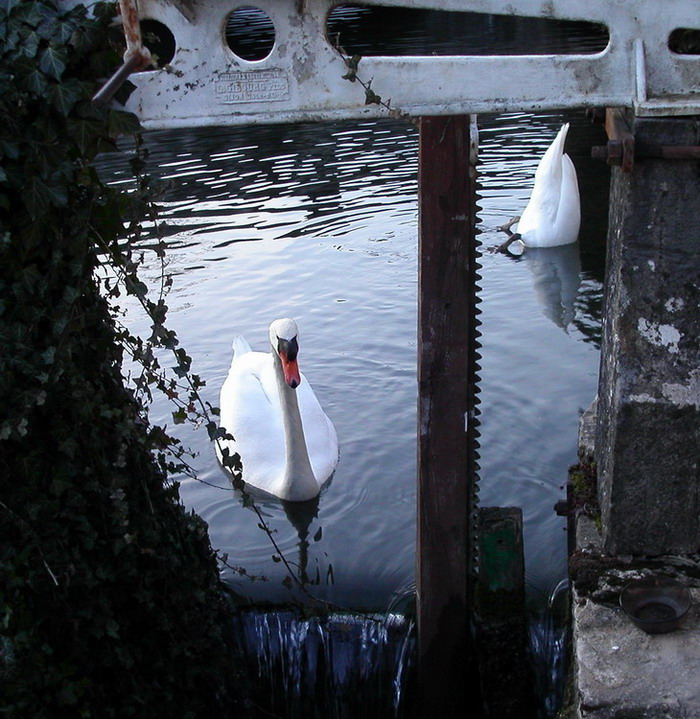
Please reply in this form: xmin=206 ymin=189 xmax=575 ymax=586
xmin=668 ymin=28 xmax=700 ymax=55
xmin=225 ymin=6 xmax=276 ymax=61
xmin=140 ymin=19 xmax=176 ymax=68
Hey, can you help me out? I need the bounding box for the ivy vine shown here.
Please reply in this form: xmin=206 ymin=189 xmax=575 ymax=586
xmin=0 ymin=1 xmax=249 ymax=715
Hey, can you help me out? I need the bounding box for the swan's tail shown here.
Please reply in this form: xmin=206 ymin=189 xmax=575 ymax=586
xmin=531 ymin=123 xmax=570 ymax=186
xmin=550 ymin=122 xmax=570 ymax=159
xmin=232 ymin=335 xmax=252 ymax=357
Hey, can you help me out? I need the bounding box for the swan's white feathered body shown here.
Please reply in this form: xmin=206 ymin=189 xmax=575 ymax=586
xmin=217 ymin=318 xmax=338 ymax=502
xmin=517 ymin=123 xmax=581 ymax=248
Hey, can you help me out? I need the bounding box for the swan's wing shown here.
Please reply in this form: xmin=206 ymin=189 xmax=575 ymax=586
xmin=559 ymin=154 xmax=581 ymax=222
xmin=232 ymin=334 xmax=252 ymax=357
xmin=549 ymin=153 xmax=581 ymax=246
xmin=518 ymin=129 xmax=568 ymax=239
xmin=218 ymin=350 xmax=286 ymax=490
xmin=297 ymin=373 xmax=339 ymax=483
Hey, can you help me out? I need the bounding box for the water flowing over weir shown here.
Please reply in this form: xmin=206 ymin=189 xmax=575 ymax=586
xmin=528 ymin=580 xmax=571 ymax=718
xmin=229 ymin=610 xmax=416 ymax=718
xmin=226 ymin=594 xmax=570 ymax=718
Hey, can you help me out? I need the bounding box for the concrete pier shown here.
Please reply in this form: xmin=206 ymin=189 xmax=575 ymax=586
xmin=595 ymin=113 xmax=700 ymax=556
xmin=569 ymin=113 xmax=700 ymax=718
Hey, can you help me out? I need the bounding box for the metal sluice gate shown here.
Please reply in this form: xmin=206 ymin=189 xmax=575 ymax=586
xmin=86 ymin=0 xmax=700 ymax=127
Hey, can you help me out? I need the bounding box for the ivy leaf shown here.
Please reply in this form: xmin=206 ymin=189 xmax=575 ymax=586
xmin=0 ymin=0 xmax=22 ymax=14
xmin=108 ymin=110 xmax=142 ymax=137
xmin=50 ymin=478 xmax=72 ymax=496
xmin=12 ymin=0 xmax=44 ymax=27
xmin=47 ymin=181 xmax=68 ymax=208
xmin=365 ymin=85 xmax=382 ymax=105
xmin=93 ymin=1 xmax=117 ymax=22
xmin=0 ymin=138 xmax=20 ymax=160
xmin=40 ymin=346 xmax=56 ymax=365
xmin=66 ymin=118 xmax=101 ymax=155
xmin=206 ymin=421 xmax=227 ymax=442
xmin=50 ymin=17 xmax=78 ymax=45
xmin=22 ymin=175 xmax=52 ymax=219
xmin=69 ymin=23 xmax=100 ymax=54
xmin=19 ymin=27 xmax=41 ymax=58
xmin=23 ymin=64 xmax=48 ymax=95
xmin=206 ymin=403 xmax=220 ymax=417
xmin=129 ymin=278 xmax=148 ymax=299
xmin=39 ymin=45 xmax=67 ymax=80
xmin=47 ymin=78 xmax=85 ymax=115
xmin=172 ymin=408 xmax=187 ymax=425
xmin=172 ymin=348 xmax=191 ymax=378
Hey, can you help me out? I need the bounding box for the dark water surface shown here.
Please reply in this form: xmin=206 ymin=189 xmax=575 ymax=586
xmin=109 ymin=111 xmax=607 ymax=612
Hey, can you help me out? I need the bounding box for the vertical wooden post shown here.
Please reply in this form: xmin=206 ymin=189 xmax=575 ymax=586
xmin=417 ymin=115 xmax=481 ymax=717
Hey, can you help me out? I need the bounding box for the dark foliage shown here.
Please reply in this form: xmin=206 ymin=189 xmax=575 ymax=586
xmin=0 ymin=1 xmax=245 ymax=715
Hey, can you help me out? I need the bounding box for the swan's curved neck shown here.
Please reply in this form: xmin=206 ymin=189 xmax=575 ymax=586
xmin=273 ymin=353 xmax=318 ymax=501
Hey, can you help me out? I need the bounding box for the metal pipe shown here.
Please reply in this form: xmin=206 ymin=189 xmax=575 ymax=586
xmin=92 ymin=53 xmax=147 ymax=107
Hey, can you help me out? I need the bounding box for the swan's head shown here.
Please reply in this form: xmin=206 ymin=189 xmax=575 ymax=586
xmin=270 ymin=318 xmax=302 ymax=389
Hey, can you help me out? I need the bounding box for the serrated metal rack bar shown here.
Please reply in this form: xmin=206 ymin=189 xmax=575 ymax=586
xmin=416 ymin=114 xmax=482 ymax=717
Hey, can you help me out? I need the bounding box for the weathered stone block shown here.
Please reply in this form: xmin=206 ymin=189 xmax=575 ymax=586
xmin=596 ymin=114 xmax=700 ymax=556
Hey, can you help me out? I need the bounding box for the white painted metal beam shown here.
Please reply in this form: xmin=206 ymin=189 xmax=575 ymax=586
xmin=76 ymin=0 xmax=700 ymax=127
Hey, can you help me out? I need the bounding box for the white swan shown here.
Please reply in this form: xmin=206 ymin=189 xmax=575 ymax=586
xmin=516 ymin=123 xmax=581 ymax=247
xmin=217 ymin=318 xmax=338 ymax=502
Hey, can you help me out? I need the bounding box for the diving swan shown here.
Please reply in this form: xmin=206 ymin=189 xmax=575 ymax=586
xmin=217 ymin=318 xmax=338 ymax=502
xmin=499 ymin=123 xmax=580 ymax=251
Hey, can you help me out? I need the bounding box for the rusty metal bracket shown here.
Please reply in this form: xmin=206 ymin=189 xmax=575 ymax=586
xmin=92 ymin=0 xmax=152 ymax=107
xmin=591 ymin=107 xmax=700 ymax=172
xmin=591 ymin=108 xmax=635 ymax=172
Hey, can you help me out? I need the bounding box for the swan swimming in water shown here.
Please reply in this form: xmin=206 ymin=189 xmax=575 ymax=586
xmin=217 ymin=318 xmax=338 ymax=502
xmin=499 ymin=123 xmax=581 ymax=251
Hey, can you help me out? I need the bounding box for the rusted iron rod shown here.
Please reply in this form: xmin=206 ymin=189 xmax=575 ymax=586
xmin=592 ymin=143 xmax=700 ymax=163
xmin=119 ymin=0 xmax=144 ymax=55
xmin=591 ymin=106 xmax=700 ymax=169
xmin=92 ymin=52 xmax=149 ymax=107
xmin=642 ymin=145 xmax=700 ymax=160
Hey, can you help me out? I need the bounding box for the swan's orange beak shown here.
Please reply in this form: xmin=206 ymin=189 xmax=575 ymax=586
xmin=278 ymin=336 xmax=301 ymax=388
xmin=280 ymin=354 xmax=301 ymax=388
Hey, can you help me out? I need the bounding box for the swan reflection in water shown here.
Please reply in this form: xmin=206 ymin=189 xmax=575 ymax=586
xmin=223 ymin=482 xmax=331 ymax=592
xmin=523 ymin=243 xmax=582 ymax=331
